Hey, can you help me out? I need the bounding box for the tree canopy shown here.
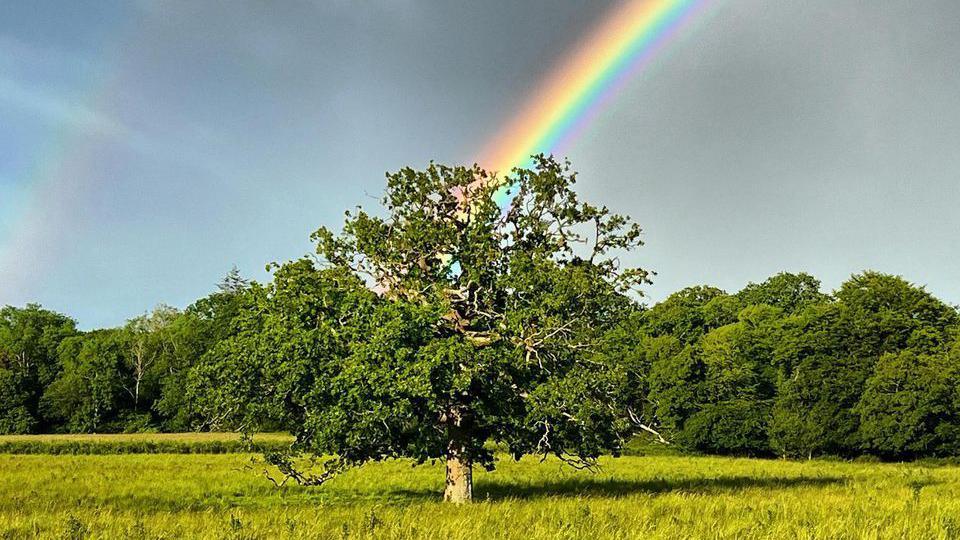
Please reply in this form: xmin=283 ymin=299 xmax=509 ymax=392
xmin=191 ymin=156 xmax=651 ymax=501
xmin=0 ymin=305 xmax=77 ymax=433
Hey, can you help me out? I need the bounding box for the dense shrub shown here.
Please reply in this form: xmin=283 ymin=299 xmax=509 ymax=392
xmin=679 ymin=400 xmax=772 ymax=456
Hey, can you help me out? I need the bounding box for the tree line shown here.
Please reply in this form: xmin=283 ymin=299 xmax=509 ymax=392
xmin=2 ymin=158 xmax=959 ymax=481
xmin=0 ymin=269 xmax=252 ymax=435
xmin=619 ymin=271 xmax=960 ymax=460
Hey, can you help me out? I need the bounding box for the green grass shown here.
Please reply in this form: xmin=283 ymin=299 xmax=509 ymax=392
xmin=2 ymin=449 xmax=960 ymax=539
xmin=0 ymin=432 xmax=293 ymax=455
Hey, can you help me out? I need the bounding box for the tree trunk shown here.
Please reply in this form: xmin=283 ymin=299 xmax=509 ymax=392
xmin=444 ymin=437 xmax=473 ymax=503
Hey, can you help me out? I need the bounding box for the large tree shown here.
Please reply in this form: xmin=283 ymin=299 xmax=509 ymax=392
xmin=0 ymin=305 xmax=77 ymax=433
xmin=736 ymin=272 xmax=828 ymax=316
xmin=193 ymin=156 xmax=649 ymax=501
xmin=856 ymin=349 xmax=960 ymax=458
xmin=650 ymin=305 xmax=782 ymax=455
xmin=642 ymin=286 xmax=729 ymax=344
xmin=43 ymin=330 xmax=128 ymax=433
xmin=835 ymin=272 xmax=958 ymax=357
xmin=154 ymin=269 xmax=255 ymax=431
xmin=770 ymin=354 xmax=873 ymax=458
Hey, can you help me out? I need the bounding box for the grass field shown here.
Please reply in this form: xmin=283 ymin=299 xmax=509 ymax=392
xmin=0 ymin=433 xmax=293 ymax=455
xmin=2 ymin=440 xmax=960 ymax=539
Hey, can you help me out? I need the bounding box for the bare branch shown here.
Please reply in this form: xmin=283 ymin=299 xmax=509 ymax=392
xmin=627 ymin=408 xmax=670 ymax=445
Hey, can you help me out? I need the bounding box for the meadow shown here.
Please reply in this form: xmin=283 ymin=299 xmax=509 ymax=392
xmin=2 ymin=436 xmax=960 ymax=539
xmin=0 ymin=433 xmax=292 ymax=455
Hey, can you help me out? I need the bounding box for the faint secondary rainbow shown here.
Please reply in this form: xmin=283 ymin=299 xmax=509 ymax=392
xmin=0 ymin=14 xmax=139 ymax=300
xmin=477 ymin=0 xmax=711 ymax=207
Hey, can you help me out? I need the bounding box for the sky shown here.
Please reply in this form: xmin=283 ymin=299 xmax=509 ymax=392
xmin=1 ymin=0 xmax=959 ymax=329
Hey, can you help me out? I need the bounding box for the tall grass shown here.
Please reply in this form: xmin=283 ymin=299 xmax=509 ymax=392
xmin=0 ymin=433 xmax=292 ymax=455
xmin=1 ymin=451 xmax=959 ymax=538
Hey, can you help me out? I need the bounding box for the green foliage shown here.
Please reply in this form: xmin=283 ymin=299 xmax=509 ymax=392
xmin=42 ymin=330 xmax=128 ymax=433
xmin=647 ymin=303 xmax=784 ymax=455
xmin=643 ymin=286 xmax=730 ymax=344
xmin=770 ymin=355 xmax=872 ymax=458
xmin=155 ymin=272 xmax=254 ymax=431
xmin=736 ymin=272 xmax=828 ymax=315
xmin=647 ymin=343 xmax=699 ymax=429
xmin=151 ymin=310 xmax=214 ymax=431
xmin=679 ymin=400 xmax=771 ymax=456
xmin=857 ymin=350 xmax=960 ymax=458
xmin=0 ymin=369 xmax=37 ymax=434
xmin=835 ymin=272 xmax=958 ymax=357
xmin=0 ymin=305 xmax=77 ymax=433
xmin=641 ymin=271 xmax=960 ymax=459
xmin=597 ymin=314 xmax=680 ymax=435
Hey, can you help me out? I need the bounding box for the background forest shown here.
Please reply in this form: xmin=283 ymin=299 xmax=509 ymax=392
xmin=3 ymin=268 xmax=958 ymax=461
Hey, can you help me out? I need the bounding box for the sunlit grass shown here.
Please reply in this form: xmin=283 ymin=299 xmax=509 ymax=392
xmin=0 ymin=432 xmax=292 ymax=444
xmin=0 ymin=432 xmax=292 ymax=455
xmin=2 ymin=450 xmax=960 ymax=538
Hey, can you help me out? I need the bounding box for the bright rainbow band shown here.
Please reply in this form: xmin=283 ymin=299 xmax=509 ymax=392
xmin=477 ymin=0 xmax=709 ymax=208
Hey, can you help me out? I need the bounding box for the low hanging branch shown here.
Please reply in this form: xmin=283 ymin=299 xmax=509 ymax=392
xmin=628 ymin=407 xmax=670 ymax=445
xmin=262 ymin=453 xmax=349 ymax=488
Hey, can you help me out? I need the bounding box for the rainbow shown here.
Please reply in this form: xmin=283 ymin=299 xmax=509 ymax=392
xmin=477 ymin=0 xmax=711 ymax=206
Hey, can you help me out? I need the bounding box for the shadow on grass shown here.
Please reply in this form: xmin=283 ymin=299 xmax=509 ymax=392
xmin=392 ymin=475 xmax=846 ymax=502
xmin=26 ymin=476 xmax=846 ymax=511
